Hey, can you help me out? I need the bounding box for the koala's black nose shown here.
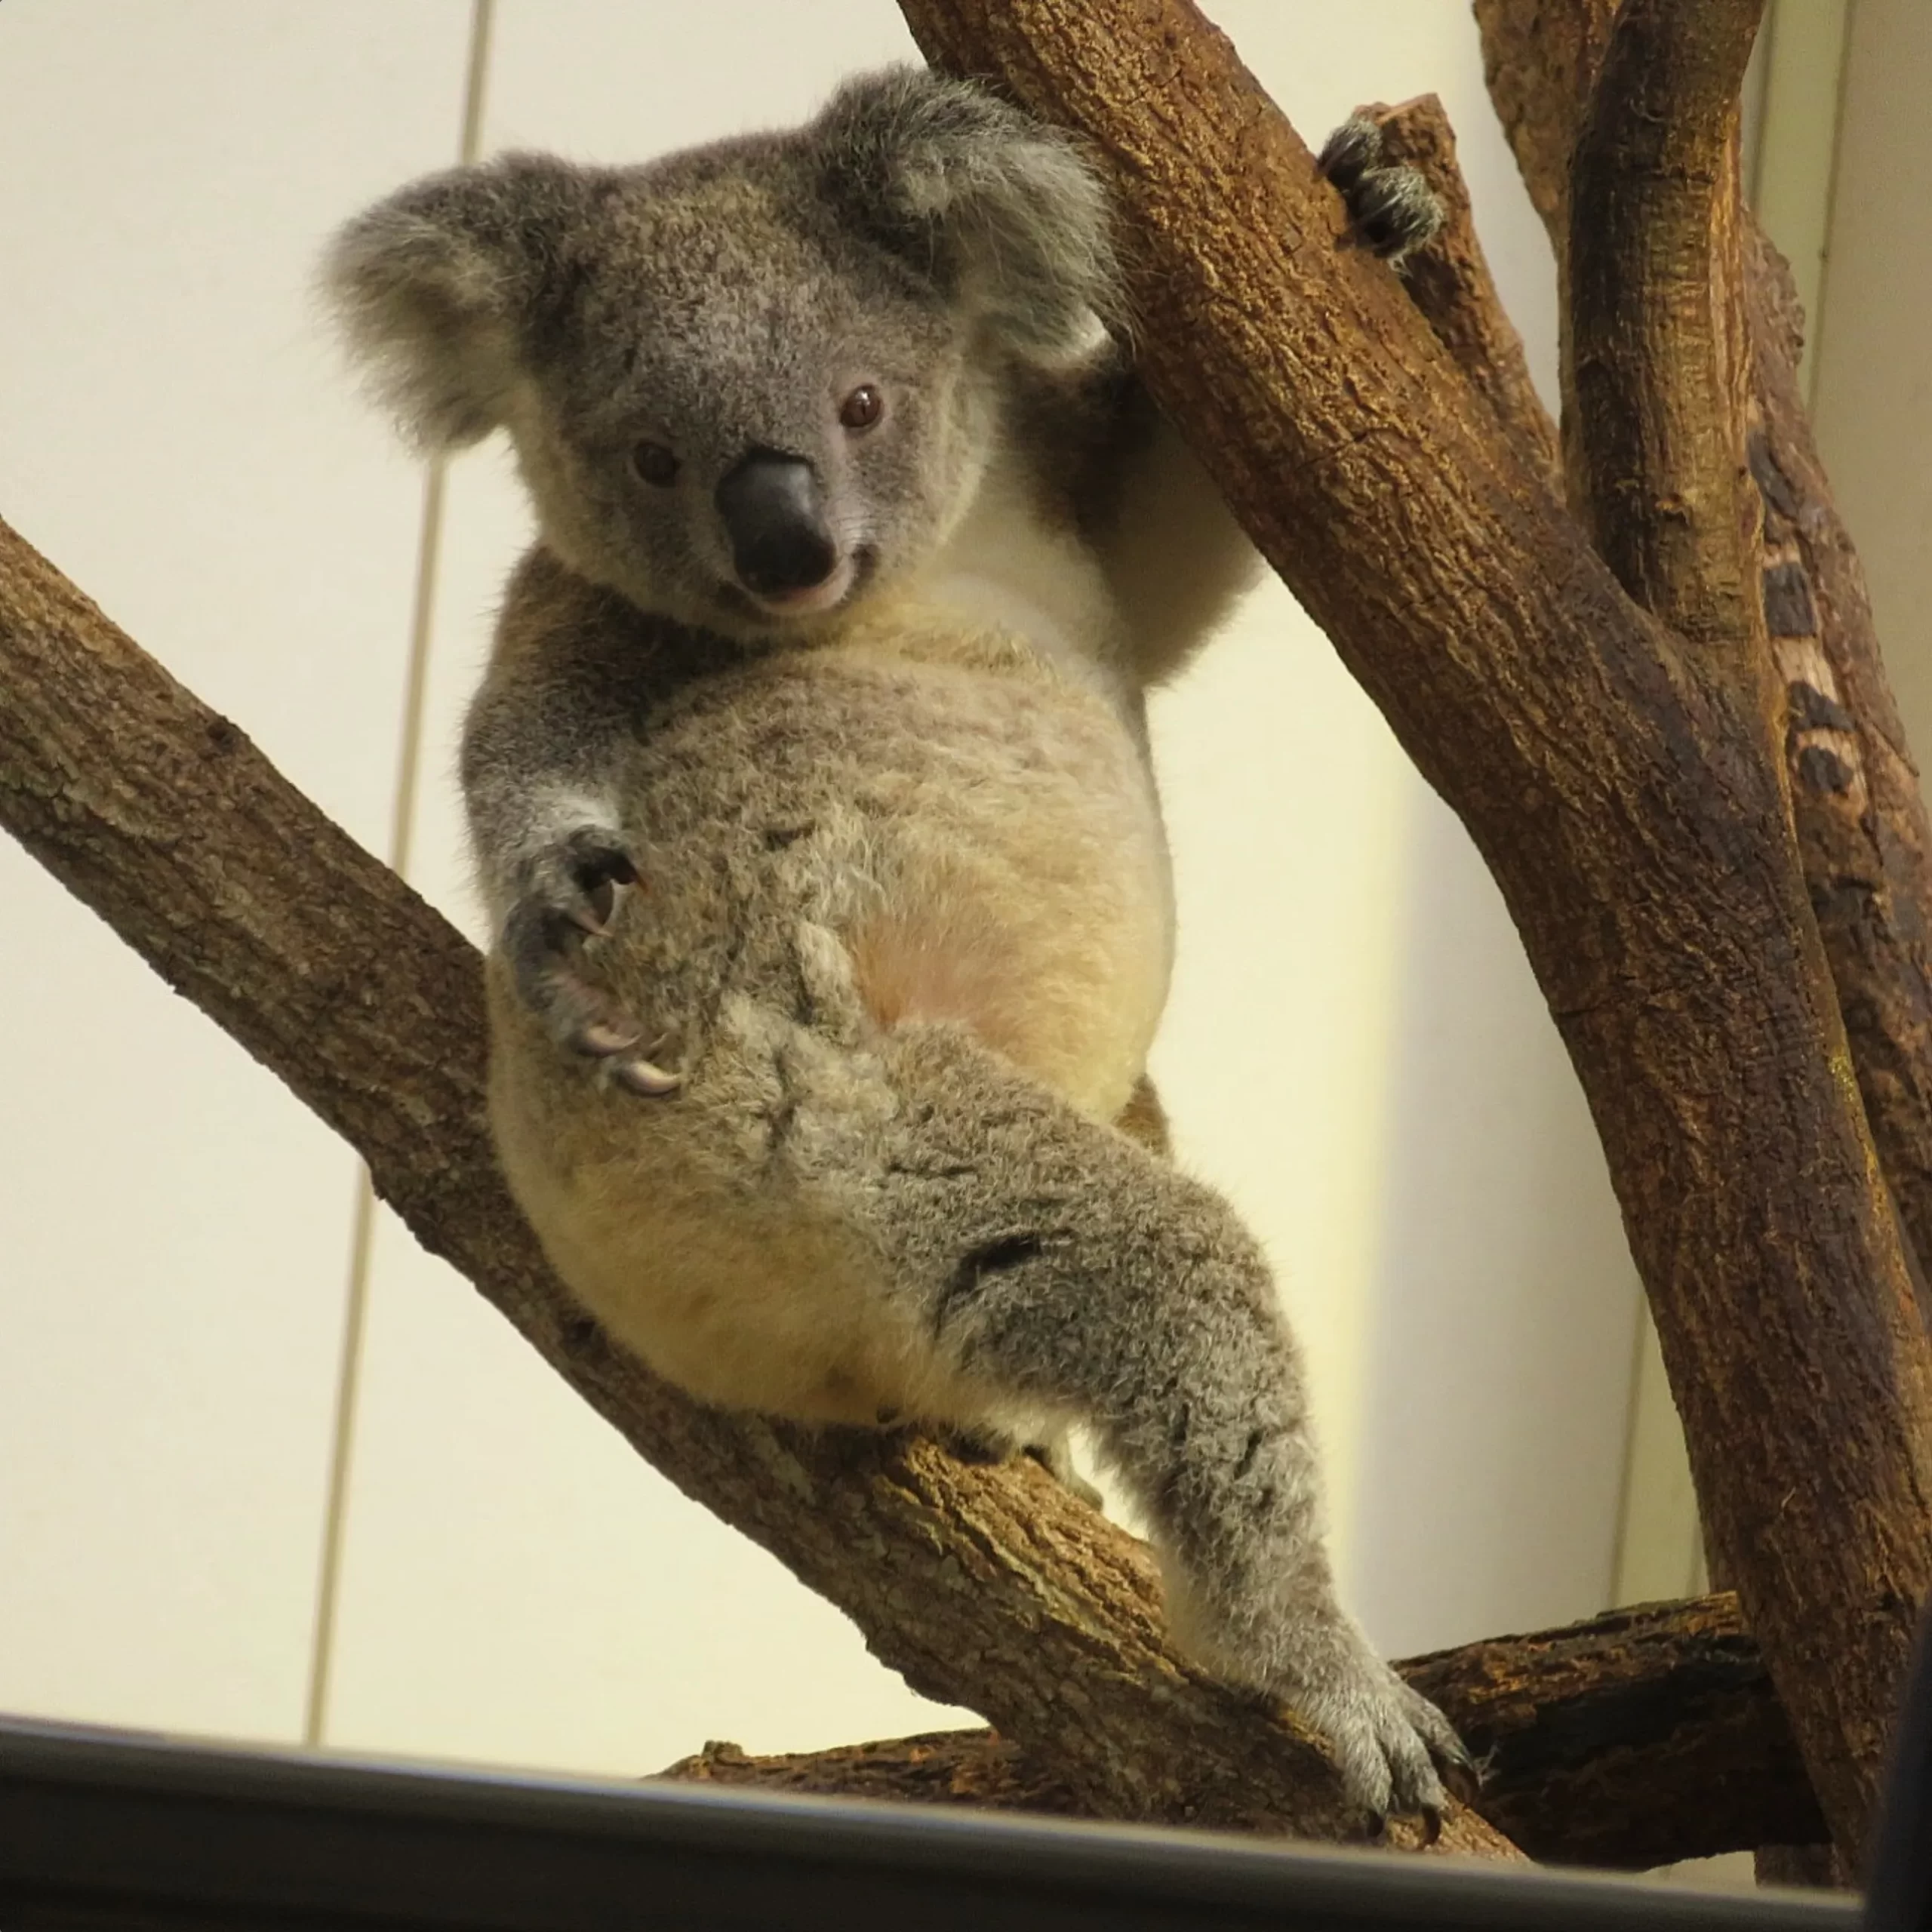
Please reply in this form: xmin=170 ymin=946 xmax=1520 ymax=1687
xmin=714 ymin=450 xmax=838 ymax=596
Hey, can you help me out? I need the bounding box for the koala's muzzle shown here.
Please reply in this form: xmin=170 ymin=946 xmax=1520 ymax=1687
xmin=715 ymin=450 xmax=838 ymax=598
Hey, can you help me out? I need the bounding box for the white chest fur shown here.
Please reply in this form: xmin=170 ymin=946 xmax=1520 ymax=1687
xmin=917 ymin=445 xmax=1129 ymax=706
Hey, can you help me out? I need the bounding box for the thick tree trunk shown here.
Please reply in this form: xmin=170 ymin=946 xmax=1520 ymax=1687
xmin=896 ymin=0 xmax=1932 ymax=1863
xmin=0 ymin=512 xmax=1512 ymax=1855
xmin=660 ymin=1592 xmax=1825 ymax=1869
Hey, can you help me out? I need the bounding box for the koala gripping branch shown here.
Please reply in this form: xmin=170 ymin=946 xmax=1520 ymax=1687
xmin=897 ymin=0 xmax=1932 ymax=1864
xmin=0 ymin=511 xmax=1512 ymax=1857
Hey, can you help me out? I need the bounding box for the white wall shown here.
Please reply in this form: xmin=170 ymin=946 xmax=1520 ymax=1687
xmin=0 ymin=0 xmax=1642 ymax=1780
xmin=1811 ymin=0 xmax=1932 ymax=766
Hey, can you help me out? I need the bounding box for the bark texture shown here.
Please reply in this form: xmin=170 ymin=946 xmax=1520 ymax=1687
xmin=1478 ymin=0 xmax=1932 ymax=1318
xmin=897 ymin=0 xmax=1932 ymax=1861
xmin=1744 ymin=229 xmax=1932 ymax=1327
xmin=0 ymin=512 xmax=1512 ymax=1855
xmin=1367 ymin=95 xmax=1561 ymax=488
xmin=1399 ymin=1595 xmax=1820 ymax=1868
xmin=1567 ymin=0 xmax=1764 ymax=660
xmin=660 ymin=1592 xmax=1824 ymax=1869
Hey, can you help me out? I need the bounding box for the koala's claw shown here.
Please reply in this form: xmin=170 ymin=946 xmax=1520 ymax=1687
xmin=503 ymin=834 xmax=681 ymax=1096
xmin=1282 ymin=1630 xmax=1470 ymax=1829
xmin=1317 ymin=115 xmax=1444 ymax=267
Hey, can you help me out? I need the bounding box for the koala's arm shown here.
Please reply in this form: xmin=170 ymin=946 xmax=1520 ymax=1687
xmin=1085 ymin=369 xmax=1266 ymax=689
xmin=1069 ymin=113 xmax=1446 ymax=691
xmin=460 ymin=553 xmax=681 ymax=1093
xmin=462 ymin=559 xmax=634 ymax=914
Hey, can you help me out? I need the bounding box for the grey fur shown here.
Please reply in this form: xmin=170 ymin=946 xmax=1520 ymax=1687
xmin=1316 ymin=116 xmax=1444 ymax=267
xmin=327 ymin=66 xmax=1465 ymax=1825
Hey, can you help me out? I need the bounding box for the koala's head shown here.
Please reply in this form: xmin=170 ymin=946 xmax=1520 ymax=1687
xmin=325 ymin=68 xmax=1116 ymax=638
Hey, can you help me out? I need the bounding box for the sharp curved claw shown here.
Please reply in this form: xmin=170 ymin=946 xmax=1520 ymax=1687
xmin=1443 ymin=1753 xmax=1484 ymax=1808
xmin=1421 ymin=1804 xmax=1444 ymax=1845
xmin=577 ymin=1020 xmax=643 ymax=1057
xmin=614 ymin=1057 xmax=683 ymax=1097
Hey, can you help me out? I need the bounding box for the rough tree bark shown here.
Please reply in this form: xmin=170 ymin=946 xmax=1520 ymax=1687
xmin=1475 ymin=0 xmax=1932 ymax=1318
xmin=1365 ymin=94 xmax=1561 ymax=489
xmin=896 ymin=0 xmax=1932 ymax=1865
xmin=660 ymin=1591 xmax=1826 ymax=1869
xmin=1566 ymin=0 xmax=1764 ymax=663
xmin=1476 ymin=0 xmax=1932 ymax=1877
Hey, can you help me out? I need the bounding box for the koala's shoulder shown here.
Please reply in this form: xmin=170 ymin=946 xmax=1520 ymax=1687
xmin=491 ymin=547 xmax=753 ymax=714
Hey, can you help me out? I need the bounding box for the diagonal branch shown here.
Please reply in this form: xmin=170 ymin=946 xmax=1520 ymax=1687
xmin=897 ymin=0 xmax=1932 ymax=1862
xmin=0 ymin=512 xmax=1512 ymax=1856
xmin=660 ymin=1592 xmax=1829 ymax=1870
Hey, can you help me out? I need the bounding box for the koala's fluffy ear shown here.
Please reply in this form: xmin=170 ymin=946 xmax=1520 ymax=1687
xmin=817 ymin=67 xmax=1118 ymax=360
xmin=322 ymin=155 xmax=592 ymax=451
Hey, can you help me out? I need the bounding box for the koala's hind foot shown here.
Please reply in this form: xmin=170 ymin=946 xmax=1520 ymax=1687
xmin=1318 ymin=116 xmax=1444 ymax=266
xmin=503 ymin=832 xmax=681 ymax=1096
xmin=869 ymin=1023 xmax=1473 ymax=1829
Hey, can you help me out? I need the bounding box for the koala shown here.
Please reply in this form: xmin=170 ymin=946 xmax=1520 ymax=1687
xmin=327 ymin=67 xmax=1466 ymax=1827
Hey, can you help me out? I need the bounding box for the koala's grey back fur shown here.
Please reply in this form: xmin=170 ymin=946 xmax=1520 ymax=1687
xmin=328 ymin=65 xmax=1466 ymax=1826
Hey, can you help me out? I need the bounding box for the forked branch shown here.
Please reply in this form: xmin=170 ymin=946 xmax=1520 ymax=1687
xmin=897 ymin=0 xmax=1932 ymax=1863
xmin=1478 ymin=0 xmax=1932 ymax=1315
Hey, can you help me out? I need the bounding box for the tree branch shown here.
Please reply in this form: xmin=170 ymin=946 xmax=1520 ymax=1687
xmin=0 ymin=512 xmax=1513 ymax=1855
xmin=1401 ymin=1592 xmax=1822 ymax=1867
xmin=1478 ymin=0 xmax=1932 ymax=1321
xmin=660 ymin=1592 xmax=1827 ymax=1870
xmin=1366 ymin=94 xmax=1561 ymax=488
xmin=895 ymin=0 xmax=1932 ymax=1860
xmin=1744 ymin=228 xmax=1932 ymax=1329
xmin=1567 ymin=0 xmax=1766 ymax=657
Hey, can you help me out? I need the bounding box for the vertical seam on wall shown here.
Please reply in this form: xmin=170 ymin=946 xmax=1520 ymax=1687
xmin=303 ymin=0 xmax=497 ymax=1750
xmin=1804 ymin=0 xmax=1861 ymax=408
xmin=1745 ymin=0 xmax=1779 ymax=208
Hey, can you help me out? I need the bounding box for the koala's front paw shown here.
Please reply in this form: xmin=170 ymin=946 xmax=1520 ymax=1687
xmin=1317 ymin=116 xmax=1444 ymax=267
xmin=503 ymin=831 xmax=681 ymax=1097
xmin=1279 ymin=1623 xmax=1475 ymax=1835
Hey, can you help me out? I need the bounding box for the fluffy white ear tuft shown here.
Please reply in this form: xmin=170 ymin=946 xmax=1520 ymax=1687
xmin=322 ymin=154 xmax=591 ymax=451
xmin=817 ymin=66 xmax=1121 ymax=361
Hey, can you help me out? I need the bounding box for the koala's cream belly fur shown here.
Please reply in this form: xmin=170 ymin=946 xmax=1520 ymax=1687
xmin=487 ymin=612 xmax=1173 ymax=1426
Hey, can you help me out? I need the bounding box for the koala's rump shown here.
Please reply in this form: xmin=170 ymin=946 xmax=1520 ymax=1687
xmin=489 ymin=647 xmax=1171 ymax=1423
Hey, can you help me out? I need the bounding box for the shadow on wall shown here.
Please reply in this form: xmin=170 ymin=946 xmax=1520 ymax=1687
xmin=1346 ymin=782 xmax=1645 ymax=1659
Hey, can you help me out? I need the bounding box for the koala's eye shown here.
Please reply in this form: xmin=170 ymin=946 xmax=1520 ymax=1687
xmin=838 ymin=385 xmax=884 ymax=432
xmin=632 ymin=441 xmax=679 ymax=487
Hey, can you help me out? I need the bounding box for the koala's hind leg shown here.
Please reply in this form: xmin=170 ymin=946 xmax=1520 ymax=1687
xmin=934 ymin=1072 xmax=1173 ymax=1509
xmin=869 ymin=1022 xmax=1470 ymax=1827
